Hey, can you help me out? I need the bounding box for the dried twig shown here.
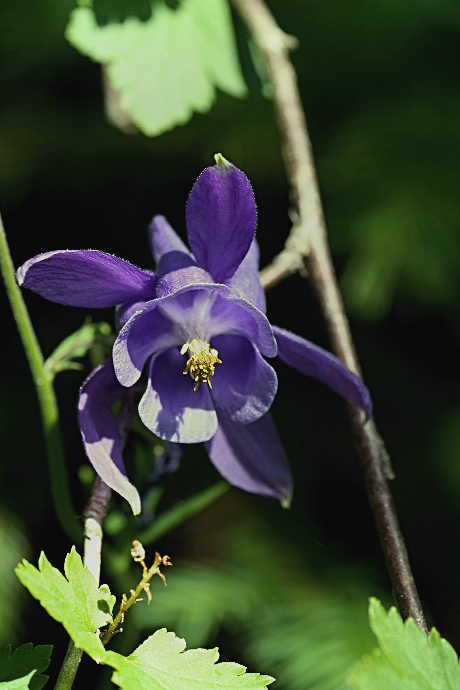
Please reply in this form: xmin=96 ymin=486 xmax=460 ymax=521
xmin=233 ymin=0 xmax=428 ymax=635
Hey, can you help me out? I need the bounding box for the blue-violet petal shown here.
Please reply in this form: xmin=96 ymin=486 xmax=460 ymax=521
xmin=17 ymin=250 xmax=156 ymax=308
xmin=139 ymin=348 xmax=218 ymax=443
xmin=186 ymin=158 xmax=257 ymax=283
xmin=78 ymin=359 xmax=141 ymax=515
xmin=209 ymin=294 xmax=277 ymax=358
xmin=273 ymin=326 xmax=372 ymax=419
xmin=149 ymin=215 xmax=192 ymax=264
xmin=113 ymin=306 xmax=181 ymax=387
xmin=210 ymin=335 xmax=277 ymax=424
xmin=228 ymin=238 xmax=266 ymax=313
xmin=206 ymin=412 xmax=292 ymax=504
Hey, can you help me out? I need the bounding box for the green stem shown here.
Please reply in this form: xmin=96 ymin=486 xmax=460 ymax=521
xmin=0 ymin=212 xmax=80 ymax=543
xmin=54 ymin=643 xmax=83 ymax=690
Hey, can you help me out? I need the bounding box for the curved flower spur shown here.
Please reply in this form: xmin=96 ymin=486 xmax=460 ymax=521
xmin=17 ymin=154 xmax=371 ymax=515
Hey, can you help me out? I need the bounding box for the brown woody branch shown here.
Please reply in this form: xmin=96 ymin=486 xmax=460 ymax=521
xmin=233 ymin=0 xmax=428 ymax=634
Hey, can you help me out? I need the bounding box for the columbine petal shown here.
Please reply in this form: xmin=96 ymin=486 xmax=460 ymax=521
xmin=210 ymin=335 xmax=277 ymax=424
xmin=113 ymin=306 xmax=181 ymax=387
xmin=186 ymin=155 xmax=257 ymax=283
xmin=17 ymin=250 xmax=156 ymax=307
xmin=208 ymin=294 xmax=277 ymax=358
xmin=228 ymin=238 xmax=266 ymax=313
xmin=139 ymin=348 xmax=218 ymax=443
xmin=156 ymin=251 xmax=196 ymax=278
xmin=206 ymin=412 xmax=292 ymax=504
xmin=149 ymin=215 xmax=192 ymax=264
xmin=155 ymin=265 xmax=227 ymax=300
xmin=273 ymin=326 xmax=372 ymax=419
xmin=78 ymin=359 xmax=141 ymax=515
xmin=117 ymin=299 xmax=148 ymax=330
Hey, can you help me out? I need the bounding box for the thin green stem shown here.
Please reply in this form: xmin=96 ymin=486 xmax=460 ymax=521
xmin=0 ymin=212 xmax=80 ymax=543
xmin=54 ymin=644 xmax=83 ymax=690
xmin=100 ymin=553 xmax=166 ymax=646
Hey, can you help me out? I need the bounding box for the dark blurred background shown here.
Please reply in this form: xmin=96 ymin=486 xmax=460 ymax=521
xmin=1 ymin=0 xmax=460 ymax=687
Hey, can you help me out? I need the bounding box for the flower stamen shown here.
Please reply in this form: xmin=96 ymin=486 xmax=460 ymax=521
xmin=181 ymin=338 xmax=222 ymax=391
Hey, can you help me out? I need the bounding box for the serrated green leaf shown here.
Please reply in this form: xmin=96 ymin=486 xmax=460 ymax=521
xmin=104 ymin=628 xmax=274 ymax=689
xmin=15 ymin=547 xmax=115 ymax=662
xmin=346 ymin=598 xmax=460 ymax=690
xmin=0 ymin=671 xmax=35 ymax=690
xmin=0 ymin=644 xmax=52 ymax=690
xmin=65 ymin=0 xmax=247 ymax=137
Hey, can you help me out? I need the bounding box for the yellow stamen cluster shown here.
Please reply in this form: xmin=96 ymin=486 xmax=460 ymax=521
xmin=181 ymin=338 xmax=222 ymax=391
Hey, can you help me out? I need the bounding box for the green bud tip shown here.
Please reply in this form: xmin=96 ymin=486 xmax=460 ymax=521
xmin=214 ymin=153 xmax=231 ymax=169
xmin=281 ymin=497 xmax=292 ymax=509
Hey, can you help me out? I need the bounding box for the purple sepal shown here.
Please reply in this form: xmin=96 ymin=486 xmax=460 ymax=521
xmin=228 ymin=239 xmax=266 ymax=313
xmin=78 ymin=359 xmax=141 ymax=515
xmin=273 ymin=326 xmax=372 ymax=420
xmin=206 ymin=412 xmax=292 ymax=504
xmin=17 ymin=250 xmax=156 ymax=308
xmin=186 ymin=160 xmax=257 ymax=283
xmin=210 ymin=335 xmax=277 ymax=424
xmin=113 ymin=306 xmax=180 ymax=387
xmin=139 ymin=349 xmax=218 ymax=443
xmin=149 ymin=215 xmax=191 ymax=264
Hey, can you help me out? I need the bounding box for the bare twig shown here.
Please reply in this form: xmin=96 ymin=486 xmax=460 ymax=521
xmin=233 ymin=0 xmax=428 ymax=635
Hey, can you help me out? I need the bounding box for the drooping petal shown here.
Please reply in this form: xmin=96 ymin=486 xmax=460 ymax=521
xmin=17 ymin=250 xmax=156 ymax=307
xmin=139 ymin=348 xmax=218 ymax=443
xmin=186 ymin=156 xmax=257 ymax=283
xmin=149 ymin=215 xmax=192 ymax=264
xmin=208 ymin=294 xmax=277 ymax=357
xmin=210 ymin=335 xmax=277 ymax=424
xmin=273 ymin=326 xmax=372 ymax=419
xmin=78 ymin=359 xmax=141 ymax=515
xmin=228 ymin=238 xmax=266 ymax=313
xmin=113 ymin=306 xmax=181 ymax=386
xmin=206 ymin=412 xmax=292 ymax=504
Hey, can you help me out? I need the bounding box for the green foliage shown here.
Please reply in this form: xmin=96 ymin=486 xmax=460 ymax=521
xmin=346 ymin=598 xmax=460 ymax=689
xmin=43 ymin=319 xmax=112 ymax=378
xmin=65 ymin=0 xmax=247 ymax=137
xmin=15 ymin=547 xmax=275 ymax=686
xmin=0 ymin=514 xmax=30 ymax=646
xmin=15 ymin=546 xmax=115 ymax=662
xmin=138 ymin=481 xmax=230 ymax=545
xmin=321 ymin=99 xmax=460 ymax=320
xmin=0 ymin=644 xmax=52 ymax=690
xmin=104 ymin=629 xmax=274 ymax=689
xmin=132 ymin=526 xmax=376 ymax=689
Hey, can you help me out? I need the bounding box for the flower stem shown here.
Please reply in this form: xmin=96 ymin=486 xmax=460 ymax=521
xmin=232 ymin=0 xmax=428 ymax=635
xmin=0 ymin=212 xmax=80 ymax=543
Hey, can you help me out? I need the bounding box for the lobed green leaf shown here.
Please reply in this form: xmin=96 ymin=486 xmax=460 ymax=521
xmin=15 ymin=547 xmax=115 ymax=662
xmin=65 ymin=0 xmax=247 ymax=137
xmin=0 ymin=644 xmax=52 ymax=690
xmin=104 ymin=628 xmax=274 ymax=689
xmin=347 ymin=598 xmax=460 ymax=690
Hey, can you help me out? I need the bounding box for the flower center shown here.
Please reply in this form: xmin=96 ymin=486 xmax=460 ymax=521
xmin=181 ymin=338 xmax=222 ymax=391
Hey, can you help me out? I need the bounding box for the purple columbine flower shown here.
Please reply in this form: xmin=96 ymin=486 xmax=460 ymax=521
xmin=17 ymin=154 xmax=371 ymax=515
